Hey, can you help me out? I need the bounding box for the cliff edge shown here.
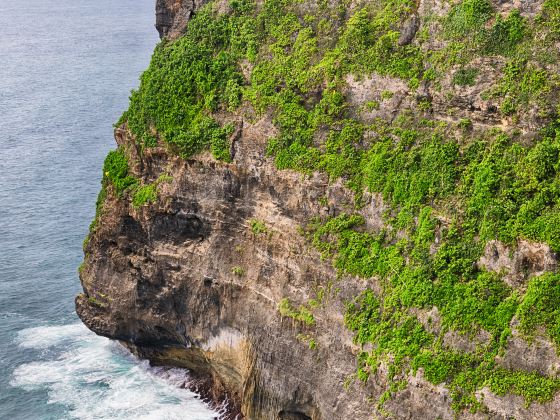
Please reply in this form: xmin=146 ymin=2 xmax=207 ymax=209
xmin=78 ymin=0 xmax=560 ymax=418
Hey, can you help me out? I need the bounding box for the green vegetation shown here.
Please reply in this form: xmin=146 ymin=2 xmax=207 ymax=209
xmin=297 ymin=333 xmax=318 ymax=349
xmin=517 ymin=274 xmax=560 ymax=348
xmin=307 ymin=121 xmax=560 ymax=409
xmin=88 ymin=296 xmax=106 ymax=308
xmin=453 ymin=68 xmax=478 ymax=86
xmin=132 ymin=184 xmax=157 ymax=207
xmin=484 ymin=10 xmax=526 ymax=55
xmin=490 ymin=61 xmax=551 ymax=115
xmin=486 ymin=367 xmax=560 ymax=406
xmin=442 ymin=0 xmax=525 ymax=56
xmin=443 ymin=0 xmax=493 ymax=39
xmin=116 ymin=0 xmax=559 ymax=166
xmin=102 ymin=149 xmax=137 ymax=196
xmin=86 ymin=151 xmax=174 ymax=250
xmin=132 ymin=173 xmax=172 ymax=207
xmin=458 ymin=118 xmax=473 ymax=131
xmin=283 ymin=103 xmax=560 ymax=408
xmin=231 ymin=266 xmax=245 ymax=276
xmin=250 ymin=218 xmax=268 ymax=235
xmin=156 ymin=173 xmax=173 ymax=184
xmin=380 ymin=91 xmax=394 ymax=101
xmin=542 ymin=0 xmax=560 ymax=41
xmin=85 ymin=149 xmax=136 ymax=247
xmin=278 ymin=298 xmax=316 ymax=326
xmin=118 ymin=4 xmax=248 ymax=157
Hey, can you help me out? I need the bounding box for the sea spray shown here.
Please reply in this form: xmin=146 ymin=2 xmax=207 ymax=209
xmin=11 ymin=323 xmax=220 ymax=420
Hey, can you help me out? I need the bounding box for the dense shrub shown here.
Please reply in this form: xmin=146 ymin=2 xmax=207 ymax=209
xmin=102 ymin=149 xmax=137 ymax=196
xmin=132 ymin=184 xmax=157 ymax=207
xmin=119 ymin=6 xmax=247 ymax=159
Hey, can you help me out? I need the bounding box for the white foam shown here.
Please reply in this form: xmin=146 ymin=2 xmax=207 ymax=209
xmin=10 ymin=323 xmax=221 ymax=420
xmin=15 ymin=323 xmax=89 ymax=349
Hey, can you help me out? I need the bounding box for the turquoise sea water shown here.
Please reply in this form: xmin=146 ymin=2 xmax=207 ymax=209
xmin=0 ymin=1 xmax=218 ymax=418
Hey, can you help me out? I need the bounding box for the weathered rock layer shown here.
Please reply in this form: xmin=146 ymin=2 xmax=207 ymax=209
xmin=77 ymin=121 xmax=373 ymax=419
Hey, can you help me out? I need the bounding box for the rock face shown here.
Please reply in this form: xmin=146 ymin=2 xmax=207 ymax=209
xmin=77 ymin=122 xmax=374 ymax=419
xmin=77 ymin=0 xmax=560 ymax=418
xmin=155 ymin=0 xmax=209 ymax=39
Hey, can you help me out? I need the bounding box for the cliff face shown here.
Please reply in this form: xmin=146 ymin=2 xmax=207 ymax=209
xmin=78 ymin=0 xmax=560 ymax=418
xmin=77 ymin=121 xmax=372 ymax=419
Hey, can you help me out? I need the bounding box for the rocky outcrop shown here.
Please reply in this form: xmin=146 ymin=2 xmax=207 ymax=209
xmin=479 ymin=239 xmax=557 ymax=288
xmin=155 ymin=0 xmax=209 ymax=39
xmin=77 ymin=121 xmax=376 ymax=419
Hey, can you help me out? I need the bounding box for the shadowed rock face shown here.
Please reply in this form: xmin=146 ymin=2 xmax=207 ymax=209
xmin=155 ymin=0 xmax=209 ymax=39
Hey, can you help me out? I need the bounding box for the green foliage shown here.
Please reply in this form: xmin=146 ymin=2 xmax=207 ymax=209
xmin=297 ymin=333 xmax=318 ymax=349
xmin=108 ymin=0 xmax=560 ymax=413
xmin=279 ymin=298 xmax=316 ymax=326
xmin=322 ymin=213 xmax=517 ymax=340
xmin=517 ymin=273 xmax=560 ymax=348
xmin=490 ymin=60 xmax=550 ymax=116
xmin=380 ymin=90 xmax=394 ymax=100
xmin=460 ymin=131 xmax=560 ymax=250
xmin=365 ymin=100 xmax=380 ymax=111
xmin=362 ymin=131 xmax=459 ymax=223
xmin=541 ymin=0 xmax=560 ymax=41
xmin=88 ymin=296 xmax=106 ymax=308
xmin=337 ymin=3 xmax=425 ymax=82
xmin=438 ymin=3 xmax=528 ymax=78
xmin=120 ymin=4 xmax=247 ymax=157
xmin=156 ymin=174 xmax=173 ymax=184
xmin=486 ymin=367 xmax=560 ymax=406
xmin=85 ymin=149 xmax=137 ymax=247
xmin=131 ymin=173 xmax=173 ymax=208
xmin=250 ymin=218 xmax=268 ymax=235
xmin=308 ymin=337 xmax=318 ymax=350
xmin=453 ymin=67 xmax=478 ymax=86
xmin=443 ymin=0 xmax=493 ymax=39
xmin=412 ymin=350 xmax=473 ymax=385
xmin=484 ymin=10 xmax=526 ymax=55
xmin=309 ymin=122 xmax=560 ymax=409
xmin=211 ymin=123 xmax=234 ymax=162
xmin=436 ymin=271 xmax=518 ymax=334
xmin=231 ymin=266 xmax=245 ymax=276
xmin=458 ymin=118 xmax=473 ymax=131
xmin=132 ymin=184 xmax=157 ymax=207
xmin=102 ymin=149 xmax=137 ymax=196
xmin=338 ymin=229 xmax=557 ymax=408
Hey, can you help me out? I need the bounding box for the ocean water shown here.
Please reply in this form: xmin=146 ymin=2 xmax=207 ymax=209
xmin=0 ymin=1 xmax=219 ymax=418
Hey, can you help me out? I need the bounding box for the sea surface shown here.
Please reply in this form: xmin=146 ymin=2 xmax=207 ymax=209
xmin=0 ymin=1 xmax=219 ymax=418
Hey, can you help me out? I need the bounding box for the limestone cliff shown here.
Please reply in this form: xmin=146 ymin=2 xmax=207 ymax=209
xmin=78 ymin=0 xmax=560 ymax=418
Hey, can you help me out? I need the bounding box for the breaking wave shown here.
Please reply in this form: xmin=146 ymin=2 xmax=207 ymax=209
xmin=10 ymin=323 xmax=220 ymax=420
